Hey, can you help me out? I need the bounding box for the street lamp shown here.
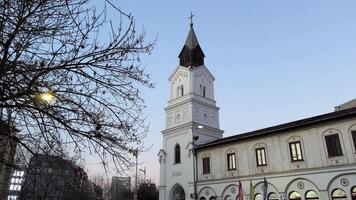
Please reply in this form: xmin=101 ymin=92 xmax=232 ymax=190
xmin=192 ymin=124 xmax=203 ymax=200
xmin=139 ymin=167 xmax=146 ymax=182
xmin=38 ymin=91 xmax=55 ymax=102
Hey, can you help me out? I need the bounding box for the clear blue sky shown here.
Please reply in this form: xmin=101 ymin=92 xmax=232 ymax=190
xmin=89 ymin=0 xmax=356 ymax=183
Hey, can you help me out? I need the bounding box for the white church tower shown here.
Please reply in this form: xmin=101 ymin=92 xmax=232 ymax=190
xmin=158 ymin=22 xmax=224 ymax=200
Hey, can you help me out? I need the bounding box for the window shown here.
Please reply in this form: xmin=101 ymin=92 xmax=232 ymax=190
xmin=352 ymin=131 xmax=356 ymax=152
xmin=224 ymin=195 xmax=232 ymax=200
xmin=255 ymin=147 xmax=267 ymax=166
xmin=180 ymin=85 xmax=184 ymax=96
xmin=268 ymin=192 xmax=278 ymax=200
xmin=202 ymin=157 xmax=210 ymax=174
xmin=227 ymin=153 xmax=236 ymax=170
xmin=255 ymin=194 xmax=263 ymax=200
xmin=289 ymin=191 xmax=301 ymax=200
xmin=351 ymin=186 xmax=356 ymax=200
xmin=289 ymin=141 xmax=303 ymax=161
xmin=203 ymin=86 xmax=206 ymax=97
xmin=332 ymin=188 xmax=347 ymax=199
xmin=174 ymin=144 xmax=181 ymax=164
xmin=325 ymin=134 xmax=343 ymax=157
xmin=305 ymin=190 xmax=319 ymax=200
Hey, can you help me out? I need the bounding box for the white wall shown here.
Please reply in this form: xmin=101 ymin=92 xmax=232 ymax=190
xmin=195 ymin=117 xmax=356 ymax=200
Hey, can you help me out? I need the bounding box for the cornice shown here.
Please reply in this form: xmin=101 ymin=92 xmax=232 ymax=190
xmin=161 ymin=122 xmax=224 ymax=136
xmin=197 ymin=163 xmax=356 ymax=185
xmin=165 ymin=96 xmax=220 ymax=111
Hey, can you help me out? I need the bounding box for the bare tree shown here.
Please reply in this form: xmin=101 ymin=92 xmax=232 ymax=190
xmin=0 ymin=0 xmax=154 ymax=174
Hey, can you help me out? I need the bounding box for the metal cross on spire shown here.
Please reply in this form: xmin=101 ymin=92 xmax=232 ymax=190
xmin=189 ymin=12 xmax=194 ymax=27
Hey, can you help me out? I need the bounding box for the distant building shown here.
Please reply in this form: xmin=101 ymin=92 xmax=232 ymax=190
xmin=110 ymin=176 xmax=131 ymax=200
xmin=7 ymin=169 xmax=25 ymax=200
xmin=138 ymin=182 xmax=159 ymax=200
xmin=21 ymin=154 xmax=102 ymax=200
xmin=89 ymin=181 xmax=104 ymax=200
xmin=0 ymin=120 xmax=18 ymax=200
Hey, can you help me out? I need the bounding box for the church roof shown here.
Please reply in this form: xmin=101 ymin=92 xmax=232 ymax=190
xmin=178 ymin=24 xmax=205 ymax=67
xmin=184 ymin=26 xmax=200 ymax=49
xmin=196 ymin=107 xmax=356 ymax=149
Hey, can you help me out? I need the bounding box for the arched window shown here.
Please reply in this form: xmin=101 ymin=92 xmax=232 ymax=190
xmin=224 ymin=195 xmax=232 ymax=200
xmin=305 ymin=190 xmax=319 ymax=200
xmin=255 ymin=194 xmax=263 ymax=200
xmin=289 ymin=191 xmax=301 ymax=200
xmin=210 ymin=197 xmax=217 ymax=200
xmin=203 ymin=86 xmax=206 ymax=97
xmin=268 ymin=192 xmax=278 ymax=200
xmin=180 ymin=85 xmax=184 ymax=96
xmin=332 ymin=188 xmax=347 ymax=199
xmin=351 ymin=186 xmax=356 ymax=200
xmin=227 ymin=153 xmax=236 ymax=170
xmin=199 ymin=197 xmax=206 ymax=200
xmin=174 ymin=144 xmax=181 ymax=164
xmin=289 ymin=141 xmax=304 ymax=161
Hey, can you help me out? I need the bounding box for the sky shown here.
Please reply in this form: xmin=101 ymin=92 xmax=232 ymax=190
xmin=88 ymin=0 xmax=356 ymax=184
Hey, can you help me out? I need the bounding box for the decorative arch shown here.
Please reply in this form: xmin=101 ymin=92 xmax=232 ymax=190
xmin=225 ymin=148 xmax=237 ymax=154
xmin=348 ymin=123 xmax=356 ymax=153
xmin=198 ymin=186 xmax=217 ymax=199
xmin=254 ymin=180 xmax=279 ymax=198
xmin=200 ymin=153 xmax=211 ymax=159
xmin=327 ymin=173 xmax=356 ymax=199
xmin=221 ymin=184 xmax=246 ymax=200
xmin=253 ymin=142 xmax=268 ymax=149
xmin=170 ymin=183 xmax=186 ymax=200
xmin=284 ymin=178 xmax=319 ymax=199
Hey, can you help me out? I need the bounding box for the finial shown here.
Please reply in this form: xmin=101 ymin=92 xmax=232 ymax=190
xmin=189 ymin=12 xmax=194 ymax=27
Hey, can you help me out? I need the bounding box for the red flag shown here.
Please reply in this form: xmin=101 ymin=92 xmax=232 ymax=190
xmin=238 ymin=180 xmax=243 ymax=200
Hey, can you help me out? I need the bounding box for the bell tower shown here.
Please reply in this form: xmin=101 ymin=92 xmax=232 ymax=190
xmin=158 ymin=21 xmax=223 ymax=200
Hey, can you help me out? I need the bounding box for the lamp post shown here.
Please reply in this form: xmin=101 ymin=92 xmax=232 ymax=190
xmin=129 ymin=148 xmax=139 ymax=200
xmin=192 ymin=124 xmax=203 ymax=200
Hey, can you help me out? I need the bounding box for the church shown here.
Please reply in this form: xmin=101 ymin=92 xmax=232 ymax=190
xmin=158 ymin=21 xmax=356 ymax=200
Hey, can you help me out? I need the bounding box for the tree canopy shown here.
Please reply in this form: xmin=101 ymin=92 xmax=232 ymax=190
xmin=0 ymin=0 xmax=154 ymax=172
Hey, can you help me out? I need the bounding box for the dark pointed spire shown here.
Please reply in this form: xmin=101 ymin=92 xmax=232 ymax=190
xmin=184 ymin=26 xmax=200 ymax=49
xmin=178 ymin=15 xmax=205 ymax=68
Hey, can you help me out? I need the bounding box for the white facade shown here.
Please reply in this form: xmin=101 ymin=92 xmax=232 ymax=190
xmin=159 ymin=63 xmax=224 ymax=200
xmin=159 ymin=24 xmax=356 ymax=200
xmin=196 ymin=117 xmax=356 ymax=200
